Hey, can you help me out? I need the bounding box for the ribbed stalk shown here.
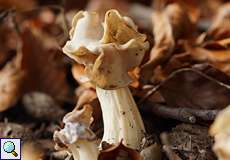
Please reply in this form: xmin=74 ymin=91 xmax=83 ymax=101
xmin=96 ymin=86 xmax=145 ymax=150
xmin=69 ymin=140 xmax=98 ymax=160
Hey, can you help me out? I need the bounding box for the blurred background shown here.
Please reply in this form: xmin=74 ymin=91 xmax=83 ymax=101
xmin=0 ymin=0 xmax=230 ymax=159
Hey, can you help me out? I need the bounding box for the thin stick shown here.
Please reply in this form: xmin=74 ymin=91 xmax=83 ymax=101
xmin=139 ymin=66 xmax=230 ymax=105
xmin=138 ymin=84 xmax=161 ymax=104
xmin=141 ymin=101 xmax=219 ymax=123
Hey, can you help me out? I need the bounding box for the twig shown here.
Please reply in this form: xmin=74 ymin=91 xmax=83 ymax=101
xmin=186 ymin=108 xmax=218 ymax=121
xmin=139 ymin=66 xmax=230 ymax=105
xmin=141 ymin=101 xmax=219 ymax=123
xmin=142 ymin=102 xmax=196 ymax=123
xmin=138 ymin=84 xmax=161 ymax=104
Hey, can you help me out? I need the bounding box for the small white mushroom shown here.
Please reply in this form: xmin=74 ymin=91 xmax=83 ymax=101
xmin=54 ymin=105 xmax=99 ymax=160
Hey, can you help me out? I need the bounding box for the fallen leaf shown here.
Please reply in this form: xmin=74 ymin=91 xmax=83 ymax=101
xmin=0 ymin=54 xmax=25 ymax=111
xmin=0 ymin=0 xmax=37 ymax=11
xmin=140 ymin=2 xmax=193 ymax=83
xmin=185 ymin=37 xmax=230 ymax=75
xmin=206 ymin=2 xmax=230 ymax=40
xmin=158 ymin=64 xmax=230 ymax=109
xmin=0 ymin=14 xmax=19 ymax=69
xmin=166 ymin=0 xmax=201 ymax=23
xmin=87 ymin=0 xmax=128 ymax=18
xmin=99 ymin=142 xmax=143 ymax=160
xmin=21 ymin=27 xmax=70 ymax=101
xmin=186 ymin=43 xmax=230 ymax=63
xmin=150 ymin=53 xmax=194 ymax=83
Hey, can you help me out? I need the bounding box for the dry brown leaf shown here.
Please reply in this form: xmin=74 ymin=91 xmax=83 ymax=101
xmin=0 ymin=54 xmax=25 ymax=111
xmin=157 ymin=64 xmax=230 ymax=110
xmin=21 ymin=27 xmax=70 ymax=101
xmin=87 ymin=0 xmax=128 ymax=18
xmin=206 ymin=2 xmax=230 ymax=40
xmin=186 ymin=37 xmax=230 ymax=75
xmin=165 ymin=0 xmax=201 ymax=23
xmin=186 ymin=44 xmax=230 ymax=63
xmin=87 ymin=0 xmax=153 ymax=31
xmin=99 ymin=142 xmax=143 ymax=160
xmin=0 ymin=14 xmax=19 ymax=68
xmin=212 ymin=62 xmax=230 ymax=75
xmin=0 ymin=0 xmax=36 ymax=11
xmin=150 ymin=53 xmax=194 ymax=83
xmin=140 ymin=3 xmax=193 ymax=83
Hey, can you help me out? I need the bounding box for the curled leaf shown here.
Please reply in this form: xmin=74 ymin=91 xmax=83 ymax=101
xmin=21 ymin=27 xmax=70 ymax=101
xmin=0 ymin=0 xmax=36 ymax=11
xmin=141 ymin=3 xmax=193 ymax=83
xmin=0 ymin=54 xmax=25 ymax=111
xmin=186 ymin=42 xmax=230 ymax=63
xmin=87 ymin=0 xmax=128 ymax=18
xmin=206 ymin=2 xmax=230 ymax=40
xmin=158 ymin=64 xmax=230 ymax=110
xmin=99 ymin=142 xmax=143 ymax=160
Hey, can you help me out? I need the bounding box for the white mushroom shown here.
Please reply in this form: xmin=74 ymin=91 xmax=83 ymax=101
xmin=209 ymin=105 xmax=230 ymax=160
xmin=54 ymin=105 xmax=99 ymax=160
xmin=63 ymin=9 xmax=149 ymax=150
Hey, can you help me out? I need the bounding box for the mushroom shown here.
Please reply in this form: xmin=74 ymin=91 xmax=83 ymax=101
xmin=209 ymin=105 xmax=230 ymax=160
xmin=62 ymin=10 xmax=149 ymax=149
xmin=54 ymin=105 xmax=99 ymax=160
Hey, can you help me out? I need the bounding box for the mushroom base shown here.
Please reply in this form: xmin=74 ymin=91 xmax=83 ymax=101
xmin=69 ymin=140 xmax=98 ymax=160
xmin=96 ymin=86 xmax=145 ymax=150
